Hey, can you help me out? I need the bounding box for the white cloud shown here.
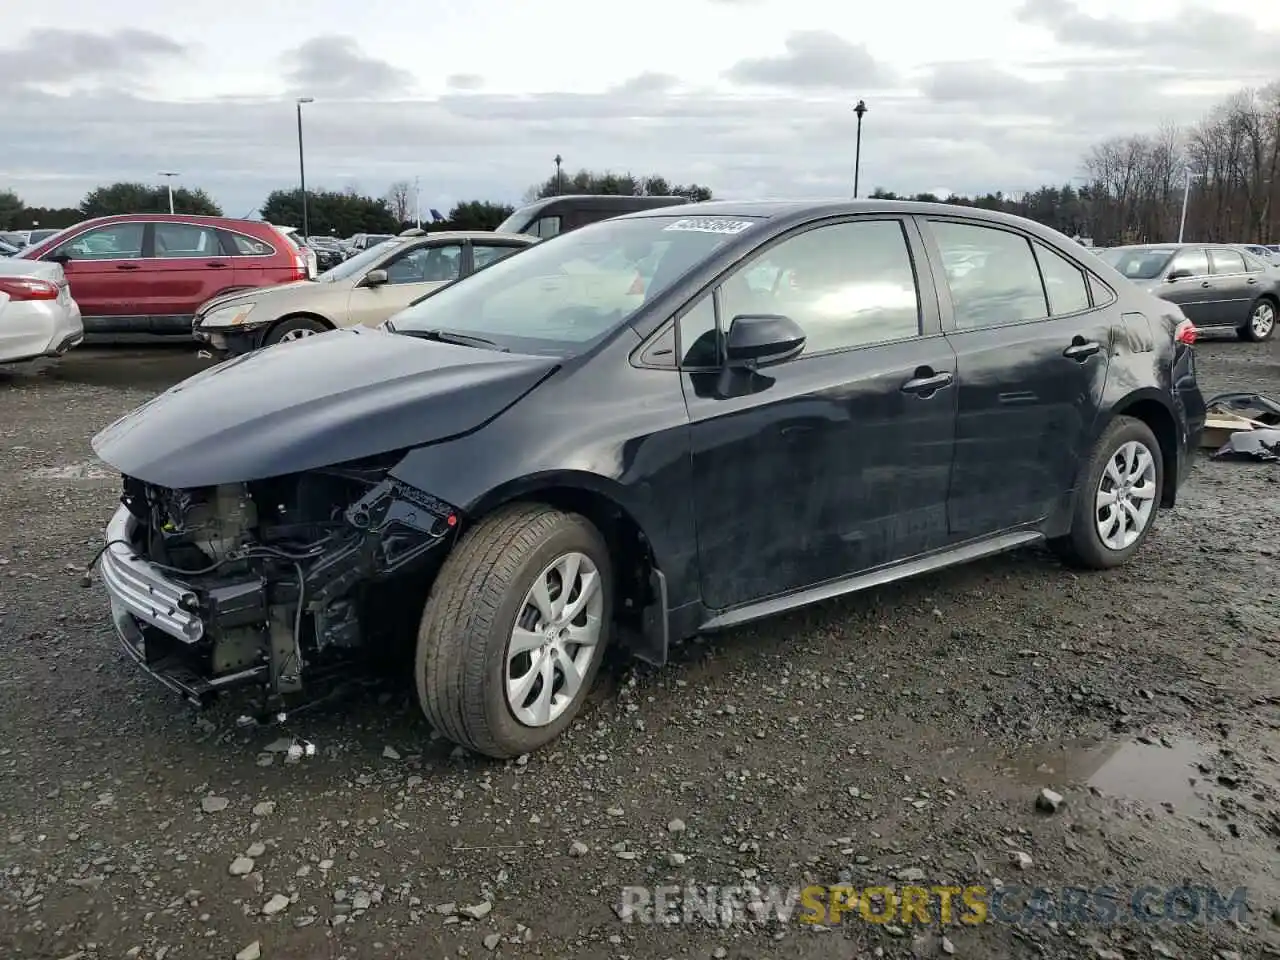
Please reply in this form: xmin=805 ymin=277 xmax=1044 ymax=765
xmin=0 ymin=0 xmax=1275 ymax=215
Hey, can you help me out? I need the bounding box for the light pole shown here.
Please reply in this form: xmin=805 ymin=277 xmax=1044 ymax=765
xmin=1177 ymin=166 xmax=1199 ymax=243
xmin=554 ymin=154 xmax=563 ymax=195
xmin=853 ymin=100 xmax=868 ymax=199
xmin=158 ymin=171 xmax=180 ymax=213
xmin=296 ymin=97 xmax=314 ymax=238
xmin=414 ymin=175 xmax=422 ymax=228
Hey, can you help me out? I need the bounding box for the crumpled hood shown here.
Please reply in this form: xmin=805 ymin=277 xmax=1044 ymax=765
xmin=92 ymin=327 xmax=559 ymax=488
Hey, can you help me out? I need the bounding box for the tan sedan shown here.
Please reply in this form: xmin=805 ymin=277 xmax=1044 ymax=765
xmin=191 ymin=230 xmax=537 ymax=356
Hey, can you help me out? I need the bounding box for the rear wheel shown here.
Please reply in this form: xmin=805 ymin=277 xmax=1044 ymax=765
xmin=1050 ymin=416 xmax=1163 ymax=570
xmin=1238 ymin=298 xmax=1276 ymax=342
xmin=415 ymin=504 xmax=612 ymax=759
xmin=263 ymin=316 xmax=328 ymax=347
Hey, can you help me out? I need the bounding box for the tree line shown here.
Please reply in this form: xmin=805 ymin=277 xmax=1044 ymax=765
xmin=5 ymin=77 xmax=1277 ymax=246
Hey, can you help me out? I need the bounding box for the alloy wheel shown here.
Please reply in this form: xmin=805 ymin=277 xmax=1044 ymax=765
xmin=279 ymin=328 xmax=316 ymax=343
xmin=1250 ymin=302 xmax=1275 ymax=339
xmin=1095 ymin=440 xmax=1157 ymax=551
xmin=505 ymin=551 xmax=604 ymax=727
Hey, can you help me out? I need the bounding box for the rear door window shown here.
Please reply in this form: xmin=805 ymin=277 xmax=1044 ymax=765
xmin=928 ymin=221 xmax=1048 ymax=329
xmin=153 ymin=222 xmax=221 ymax=258
xmin=1208 ymin=248 xmax=1247 ymax=275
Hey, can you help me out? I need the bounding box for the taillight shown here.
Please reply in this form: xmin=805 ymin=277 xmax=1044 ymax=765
xmin=0 ymin=277 xmax=59 ymax=301
xmin=291 ymin=252 xmax=308 ymax=280
xmin=1174 ymin=318 xmax=1197 ymax=345
xmin=627 ymin=274 xmax=645 ymax=295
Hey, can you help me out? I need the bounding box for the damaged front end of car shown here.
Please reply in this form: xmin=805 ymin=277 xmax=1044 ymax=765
xmin=97 ymin=454 xmax=461 ymax=716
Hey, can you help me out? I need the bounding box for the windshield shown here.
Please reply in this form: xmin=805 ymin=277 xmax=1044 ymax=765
xmin=365 ymin=234 xmax=393 ymax=246
xmin=1095 ymin=246 xmax=1176 ymax=280
xmin=316 ymin=238 xmax=404 ymax=283
xmin=389 ymin=214 xmax=759 ymax=353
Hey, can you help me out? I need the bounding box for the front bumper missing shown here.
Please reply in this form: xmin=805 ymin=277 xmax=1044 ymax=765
xmin=112 ymin=603 xmax=267 ymax=704
xmin=100 ymin=505 xmax=268 ymax=703
xmin=98 ymin=478 xmax=461 ymax=707
xmin=100 ymin=506 xmax=203 ymax=642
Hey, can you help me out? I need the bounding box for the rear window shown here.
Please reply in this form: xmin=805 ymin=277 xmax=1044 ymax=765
xmin=227 ymin=232 xmax=276 ymax=256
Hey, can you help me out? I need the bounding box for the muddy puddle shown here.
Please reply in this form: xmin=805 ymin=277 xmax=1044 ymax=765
xmin=983 ymin=735 xmax=1278 ymax=821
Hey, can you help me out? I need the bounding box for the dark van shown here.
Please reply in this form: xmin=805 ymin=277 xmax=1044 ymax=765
xmin=495 ymin=194 xmax=690 ymax=239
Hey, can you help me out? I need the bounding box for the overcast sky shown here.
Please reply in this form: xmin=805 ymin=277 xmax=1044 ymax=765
xmin=4 ymin=0 xmax=1278 ymax=217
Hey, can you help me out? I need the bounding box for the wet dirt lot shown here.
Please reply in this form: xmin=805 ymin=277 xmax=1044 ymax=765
xmin=1 ymin=337 xmax=1278 ymax=960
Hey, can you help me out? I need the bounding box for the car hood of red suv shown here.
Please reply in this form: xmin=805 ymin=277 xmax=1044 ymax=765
xmin=91 ymin=327 xmax=559 ymax=488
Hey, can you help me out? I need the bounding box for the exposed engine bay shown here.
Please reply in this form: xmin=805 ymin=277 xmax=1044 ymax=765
xmin=111 ymin=456 xmax=460 ymax=715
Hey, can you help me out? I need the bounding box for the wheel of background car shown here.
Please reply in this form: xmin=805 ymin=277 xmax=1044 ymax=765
xmin=262 ymin=315 xmax=329 ymax=347
xmin=414 ymin=503 xmax=612 ymax=759
xmin=1049 ymin=415 xmax=1163 ymax=570
xmin=1239 ymin=298 xmax=1276 ymax=342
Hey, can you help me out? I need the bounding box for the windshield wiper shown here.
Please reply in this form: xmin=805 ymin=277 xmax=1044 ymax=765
xmin=398 ymin=328 xmax=508 ymax=351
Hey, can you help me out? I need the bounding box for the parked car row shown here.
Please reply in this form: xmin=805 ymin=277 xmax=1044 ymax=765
xmin=90 ymin=198 xmax=1206 ymax=759
xmin=14 ymin=215 xmax=312 ymax=335
xmin=3 ymin=195 xmax=695 ymax=351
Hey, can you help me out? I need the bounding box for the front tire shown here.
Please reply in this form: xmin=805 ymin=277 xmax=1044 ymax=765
xmin=1238 ymin=298 xmax=1276 ymax=342
xmin=415 ymin=504 xmax=612 ymax=759
xmin=1050 ymin=416 xmax=1163 ymax=570
xmin=263 ymin=316 xmax=328 ymax=347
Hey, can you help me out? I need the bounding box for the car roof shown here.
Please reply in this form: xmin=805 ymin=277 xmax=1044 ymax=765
xmin=67 ymin=213 xmax=277 ymax=229
xmin=386 ymin=230 xmax=536 ymax=243
xmin=615 ymin=198 xmax=1081 ymax=233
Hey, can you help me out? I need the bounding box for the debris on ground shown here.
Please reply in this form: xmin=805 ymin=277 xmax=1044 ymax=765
xmin=1203 ymin=392 xmax=1280 ymax=458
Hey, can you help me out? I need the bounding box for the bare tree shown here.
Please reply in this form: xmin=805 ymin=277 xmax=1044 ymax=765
xmin=385 ymin=181 xmax=413 ymax=224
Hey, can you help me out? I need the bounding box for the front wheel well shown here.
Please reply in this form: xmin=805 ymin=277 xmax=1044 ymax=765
xmin=1111 ymin=399 xmax=1178 ymax=508
xmin=475 ymin=486 xmax=657 ymax=630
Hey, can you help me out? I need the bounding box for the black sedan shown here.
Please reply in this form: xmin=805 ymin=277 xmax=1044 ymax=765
xmin=89 ymin=200 xmax=1205 ymax=759
xmin=1096 ymin=243 xmax=1278 ymax=341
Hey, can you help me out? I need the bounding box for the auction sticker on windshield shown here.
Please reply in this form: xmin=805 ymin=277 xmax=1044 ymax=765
xmin=663 ymin=218 xmax=755 ymax=234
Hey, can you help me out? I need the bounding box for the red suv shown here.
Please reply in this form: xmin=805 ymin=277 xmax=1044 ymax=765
xmin=18 ymin=214 xmax=309 ymax=336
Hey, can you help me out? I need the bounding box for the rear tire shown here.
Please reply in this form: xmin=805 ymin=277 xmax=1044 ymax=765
xmin=1238 ymin=298 xmax=1277 ymax=342
xmin=1049 ymin=416 xmax=1163 ymax=570
xmin=415 ymin=503 xmax=613 ymax=759
xmin=263 ymin=316 xmax=328 ymax=347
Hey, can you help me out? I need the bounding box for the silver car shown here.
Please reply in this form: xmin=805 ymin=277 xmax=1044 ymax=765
xmin=192 ymin=230 xmax=537 ymax=356
xmin=0 ymin=258 xmax=83 ymax=364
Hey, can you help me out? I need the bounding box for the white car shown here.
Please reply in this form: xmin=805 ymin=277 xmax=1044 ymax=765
xmin=0 ymin=258 xmax=84 ymax=364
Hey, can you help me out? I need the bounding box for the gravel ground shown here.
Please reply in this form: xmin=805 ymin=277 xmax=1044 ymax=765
xmin=1 ymin=336 xmax=1278 ymax=960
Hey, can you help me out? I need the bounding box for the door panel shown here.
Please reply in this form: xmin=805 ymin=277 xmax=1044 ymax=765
xmin=944 ymin=316 xmax=1111 ymax=535
xmin=46 ymin=221 xmax=147 ymax=318
xmin=146 ymin=222 xmax=233 ymax=320
xmin=1207 ymin=247 xmax=1256 ymax=328
xmin=681 ymin=217 xmax=956 ymax=611
xmin=922 ymin=218 xmax=1112 ymax=537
